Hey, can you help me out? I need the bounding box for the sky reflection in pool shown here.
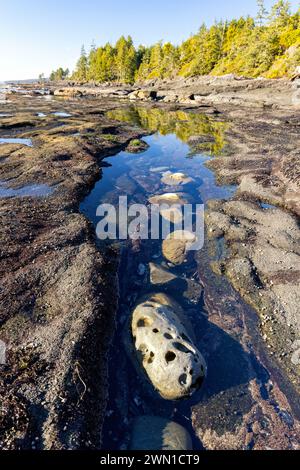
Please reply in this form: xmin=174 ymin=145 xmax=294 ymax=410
xmin=0 ymin=182 xmax=54 ymax=198
xmin=53 ymin=112 xmax=72 ymax=118
xmin=261 ymin=202 xmax=277 ymax=210
xmin=80 ymin=132 xmax=236 ymax=227
xmin=0 ymin=138 xmax=33 ymax=147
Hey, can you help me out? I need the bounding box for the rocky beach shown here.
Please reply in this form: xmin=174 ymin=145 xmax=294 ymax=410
xmin=0 ymin=76 xmax=300 ymax=450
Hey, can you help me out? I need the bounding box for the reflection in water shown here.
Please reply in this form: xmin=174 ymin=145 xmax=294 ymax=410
xmin=80 ymin=133 xmax=236 ymax=228
xmin=261 ymin=203 xmax=276 ymax=210
xmin=0 ymin=138 xmax=33 ymax=147
xmin=53 ymin=112 xmax=72 ymax=118
xmin=0 ymin=182 xmax=54 ymax=198
xmin=107 ymin=106 xmax=228 ymax=156
xmin=80 ymin=107 xmax=237 ymax=450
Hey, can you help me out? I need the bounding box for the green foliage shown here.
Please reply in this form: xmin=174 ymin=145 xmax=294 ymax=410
xmin=130 ymin=139 xmax=143 ymax=147
xmin=70 ymin=1 xmax=300 ymax=83
xmin=256 ymin=0 xmax=268 ymax=26
xmin=49 ymin=67 xmax=69 ymax=81
xmin=73 ymin=46 xmax=88 ymax=81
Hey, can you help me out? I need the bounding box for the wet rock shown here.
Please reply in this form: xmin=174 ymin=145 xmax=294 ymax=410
xmin=205 ymin=199 xmax=300 ymax=392
xmin=206 ymin=211 xmax=231 ymax=238
xmin=148 ymin=192 xmax=187 ymax=224
xmin=0 ymin=92 xmax=148 ymax=450
xmin=131 ymin=293 xmax=206 ymax=400
xmin=149 ymin=263 xmax=177 ymax=286
xmin=130 ymin=416 xmax=193 ymax=450
xmin=162 ymin=231 xmax=197 ymax=265
xmin=160 ymin=206 xmax=183 ymax=224
xmin=161 ymin=172 xmax=194 ymax=186
xmin=149 ymin=192 xmax=188 ymax=206
xmin=126 ymin=139 xmax=149 ymax=154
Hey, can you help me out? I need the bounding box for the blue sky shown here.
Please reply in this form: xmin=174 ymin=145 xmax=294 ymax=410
xmin=1 ymin=0 xmax=299 ymax=81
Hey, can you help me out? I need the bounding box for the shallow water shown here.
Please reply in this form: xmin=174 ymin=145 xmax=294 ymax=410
xmin=261 ymin=202 xmax=277 ymax=210
xmin=0 ymin=182 xmax=54 ymax=198
xmin=53 ymin=111 xmax=72 ymax=118
xmin=0 ymin=138 xmax=33 ymax=147
xmin=80 ymin=105 xmax=238 ymax=450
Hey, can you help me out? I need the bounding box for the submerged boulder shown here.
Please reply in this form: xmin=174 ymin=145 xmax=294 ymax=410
xmin=149 ymin=263 xmax=178 ymax=286
xmin=149 ymin=192 xmax=188 ymax=205
xmin=162 ymin=230 xmax=197 ymax=265
xmin=130 ymin=416 xmax=193 ymax=450
xmin=161 ymin=172 xmax=194 ymax=186
xmin=148 ymin=193 xmax=187 ymax=223
xmin=131 ymin=293 xmax=206 ymax=400
xmin=160 ymin=206 xmax=183 ymax=224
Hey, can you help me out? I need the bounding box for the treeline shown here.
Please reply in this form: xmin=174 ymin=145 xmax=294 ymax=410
xmin=52 ymin=1 xmax=300 ymax=84
xmin=49 ymin=67 xmax=70 ymax=81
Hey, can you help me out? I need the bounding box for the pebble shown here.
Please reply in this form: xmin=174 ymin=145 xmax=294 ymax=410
xmin=138 ymin=264 xmax=146 ymax=276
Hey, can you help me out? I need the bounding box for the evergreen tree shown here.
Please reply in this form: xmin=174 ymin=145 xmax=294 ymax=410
xmin=50 ymin=67 xmax=69 ymax=81
xmin=270 ymin=0 xmax=291 ymax=27
xmin=115 ymin=36 xmax=137 ymax=84
xmin=74 ymin=45 xmax=88 ymax=81
xmin=256 ymin=0 xmax=268 ymax=26
xmin=68 ymin=1 xmax=300 ymax=82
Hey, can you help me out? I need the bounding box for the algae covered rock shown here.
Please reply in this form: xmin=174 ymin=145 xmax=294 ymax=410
xmin=130 ymin=416 xmax=193 ymax=450
xmin=131 ymin=293 xmax=206 ymax=400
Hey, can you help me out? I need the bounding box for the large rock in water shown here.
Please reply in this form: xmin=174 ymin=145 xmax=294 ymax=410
xmin=130 ymin=416 xmax=193 ymax=450
xmin=131 ymin=293 xmax=206 ymax=400
xmin=148 ymin=193 xmax=188 ymax=223
xmin=162 ymin=230 xmax=197 ymax=265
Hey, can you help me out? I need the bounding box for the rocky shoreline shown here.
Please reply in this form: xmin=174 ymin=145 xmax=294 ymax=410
xmin=46 ymin=74 xmax=300 ymax=110
xmin=0 ymin=93 xmax=147 ymax=449
xmin=0 ymin=80 xmax=300 ymax=450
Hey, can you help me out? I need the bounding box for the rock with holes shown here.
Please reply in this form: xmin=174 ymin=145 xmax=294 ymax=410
xmin=162 ymin=230 xmax=197 ymax=265
xmin=131 ymin=293 xmax=207 ymax=400
xmin=130 ymin=415 xmax=193 ymax=450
